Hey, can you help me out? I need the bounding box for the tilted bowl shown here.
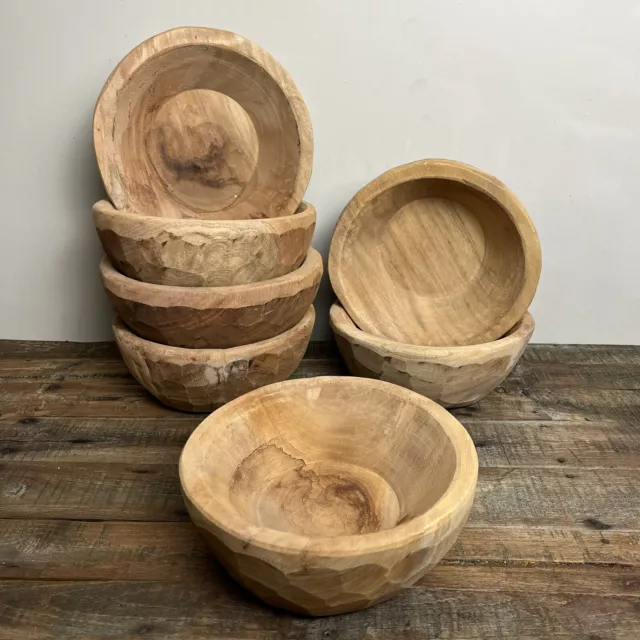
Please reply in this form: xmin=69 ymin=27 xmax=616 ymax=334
xmin=113 ymin=306 xmax=314 ymax=412
xmin=180 ymin=376 xmax=478 ymax=615
xmin=329 ymin=159 xmax=541 ymax=346
xmin=94 ymin=27 xmax=313 ymax=220
xmin=330 ymin=303 xmax=534 ymax=408
xmin=100 ymin=249 xmax=322 ymax=348
xmin=94 ymin=200 xmax=316 ymax=287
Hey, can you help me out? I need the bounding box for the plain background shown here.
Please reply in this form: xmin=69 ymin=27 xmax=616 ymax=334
xmin=1 ymin=0 xmax=638 ymax=344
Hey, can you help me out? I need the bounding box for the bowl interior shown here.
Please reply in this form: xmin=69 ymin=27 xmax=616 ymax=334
xmin=338 ymin=177 xmax=527 ymax=345
xmin=183 ymin=378 xmax=459 ymax=539
xmin=106 ymin=35 xmax=304 ymax=219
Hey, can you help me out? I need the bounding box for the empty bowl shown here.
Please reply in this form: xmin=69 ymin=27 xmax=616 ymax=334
xmin=180 ymin=376 xmax=478 ymax=615
xmin=94 ymin=27 xmax=313 ymax=220
xmin=329 ymin=159 xmax=541 ymax=346
xmin=113 ymin=306 xmax=314 ymax=412
xmin=100 ymin=249 xmax=322 ymax=348
xmin=331 ymin=303 xmax=534 ymax=408
xmin=93 ymin=200 xmax=316 ymax=287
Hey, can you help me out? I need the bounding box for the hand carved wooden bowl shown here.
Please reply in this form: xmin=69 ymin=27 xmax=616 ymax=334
xmin=180 ymin=376 xmax=478 ymax=615
xmin=93 ymin=200 xmax=316 ymax=287
xmin=100 ymin=249 xmax=322 ymax=348
xmin=329 ymin=159 xmax=541 ymax=346
xmin=330 ymin=303 xmax=534 ymax=408
xmin=94 ymin=27 xmax=313 ymax=220
xmin=113 ymin=307 xmax=314 ymax=412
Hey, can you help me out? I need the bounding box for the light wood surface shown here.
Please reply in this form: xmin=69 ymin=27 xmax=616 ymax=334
xmin=180 ymin=376 xmax=478 ymax=615
xmin=93 ymin=199 xmax=316 ymax=287
xmin=329 ymin=159 xmax=542 ymax=346
xmin=99 ymin=250 xmax=322 ymax=348
xmin=331 ymin=303 xmax=534 ymax=408
xmin=113 ymin=307 xmax=314 ymax=412
xmin=1 ymin=341 xmax=639 ymax=637
xmin=94 ymin=27 xmax=313 ymax=220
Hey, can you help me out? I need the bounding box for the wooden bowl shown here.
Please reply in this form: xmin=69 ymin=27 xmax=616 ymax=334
xmin=113 ymin=307 xmax=314 ymax=412
xmin=100 ymin=249 xmax=322 ymax=348
xmin=180 ymin=376 xmax=478 ymax=616
xmin=331 ymin=303 xmax=534 ymax=408
xmin=93 ymin=200 xmax=316 ymax=287
xmin=329 ymin=159 xmax=541 ymax=346
xmin=94 ymin=27 xmax=313 ymax=220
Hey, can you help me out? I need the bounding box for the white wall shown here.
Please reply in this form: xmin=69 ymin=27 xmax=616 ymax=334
xmin=1 ymin=0 xmax=639 ymax=344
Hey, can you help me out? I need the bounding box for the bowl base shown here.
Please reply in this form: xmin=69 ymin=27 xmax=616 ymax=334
xmin=230 ymin=446 xmax=402 ymax=537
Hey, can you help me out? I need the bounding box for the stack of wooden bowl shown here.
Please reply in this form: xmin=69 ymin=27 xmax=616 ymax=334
xmin=329 ymin=159 xmax=541 ymax=408
xmin=92 ymin=27 xmax=321 ymax=412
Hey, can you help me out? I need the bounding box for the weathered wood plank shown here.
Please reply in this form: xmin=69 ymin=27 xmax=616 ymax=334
xmin=419 ymin=563 xmax=640 ymax=597
xmin=1 ymin=348 xmax=639 ymax=392
xmin=521 ymin=344 xmax=640 ymax=365
xmin=505 ymin=360 xmax=640 ymax=390
xmin=1 ymin=463 xmax=637 ymax=528
xmin=0 ymin=441 xmax=183 ymax=464
xmin=0 ymin=358 xmax=129 ymax=379
xmin=0 ymin=580 xmax=637 ymax=639
xmin=473 ymin=467 xmax=640 ymax=530
xmin=452 ymin=526 xmax=640 ymax=565
xmin=0 ymin=462 xmax=185 ymax=521
xmin=2 ymin=377 xmax=639 ymax=422
xmin=465 ymin=420 xmax=640 ymax=469
xmin=0 ymin=416 xmax=199 ymax=445
xmin=1 ymin=520 xmax=638 ymax=582
xmin=0 ymin=356 xmax=344 ymax=381
xmin=0 ymin=377 xmax=180 ymax=419
xmin=1 ymin=417 xmax=638 ymax=469
xmin=452 ymin=387 xmax=640 ymax=422
xmin=2 ymin=342 xmax=639 ymax=387
xmin=0 ymin=340 xmax=339 ymax=361
xmin=2 ymin=358 xmax=639 ymax=397
xmin=0 ymin=341 xmax=118 ymax=359
xmin=0 ymin=360 xmax=345 ymax=420
xmin=0 ymin=520 xmax=209 ymax=581
xmin=0 ymin=378 xmax=142 ymax=397
xmin=1 ymin=340 xmax=636 ymax=363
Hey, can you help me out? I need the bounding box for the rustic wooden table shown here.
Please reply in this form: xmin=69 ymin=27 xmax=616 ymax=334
xmin=0 ymin=340 xmax=638 ymax=639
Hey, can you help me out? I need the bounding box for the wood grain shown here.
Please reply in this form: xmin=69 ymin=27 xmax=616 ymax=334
xmin=331 ymin=302 xmax=534 ymax=407
xmin=100 ymin=250 xmax=322 ymax=348
xmin=2 ymin=377 xmax=638 ymax=423
xmin=3 ymin=416 xmax=637 ymax=469
xmin=0 ymin=341 xmax=638 ymax=637
xmin=0 ymin=582 xmax=637 ymax=639
xmin=1 ymin=463 xmax=636 ymax=529
xmin=0 ymin=340 xmax=637 ymax=365
xmin=329 ymin=159 xmax=542 ymax=346
xmin=114 ymin=306 xmax=314 ymax=412
xmin=94 ymin=200 xmax=316 ymax=287
xmin=94 ymin=27 xmax=313 ymax=220
xmin=181 ymin=377 xmax=478 ymax=615
xmin=2 ymin=520 xmax=638 ymax=582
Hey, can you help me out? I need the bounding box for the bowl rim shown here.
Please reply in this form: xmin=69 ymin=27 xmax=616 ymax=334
xmin=330 ymin=302 xmax=535 ymax=360
xmin=93 ymin=199 xmax=316 ymax=229
xmin=179 ymin=376 xmax=478 ymax=557
xmin=328 ymin=158 xmax=542 ymax=346
xmin=99 ymin=248 xmax=323 ymax=307
xmin=113 ymin=305 xmax=315 ymax=361
xmin=94 ymin=26 xmax=313 ymax=220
